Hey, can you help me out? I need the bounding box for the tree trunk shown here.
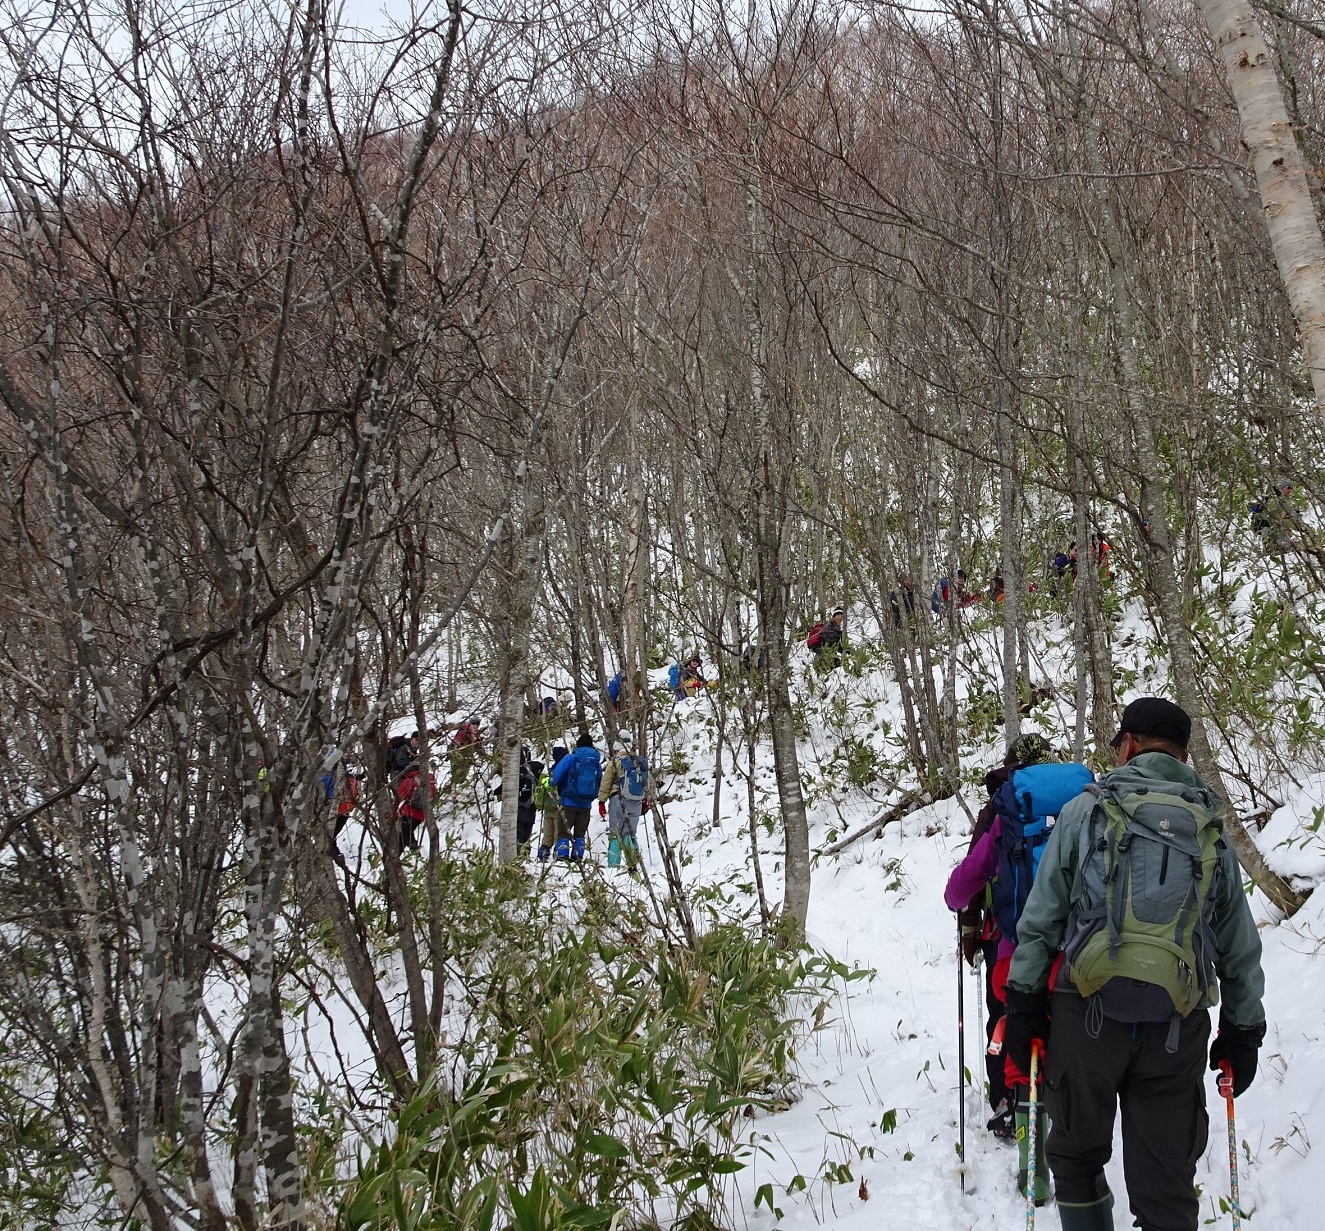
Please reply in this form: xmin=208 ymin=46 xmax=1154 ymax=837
xmin=743 ymin=162 xmax=811 ymax=939
xmin=1197 ymin=0 xmax=1325 ymax=415
xmin=497 ymin=489 xmax=545 ymax=862
xmin=1075 ymin=69 xmax=1308 ymax=916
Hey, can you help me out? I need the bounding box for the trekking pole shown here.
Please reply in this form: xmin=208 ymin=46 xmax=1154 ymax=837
xmin=1025 ymin=1043 xmax=1041 ymax=1231
xmin=956 ymin=919 xmax=967 ymax=1193
xmin=1218 ymin=1061 xmax=1242 ymax=1231
xmin=973 ymin=949 xmax=984 ymax=1054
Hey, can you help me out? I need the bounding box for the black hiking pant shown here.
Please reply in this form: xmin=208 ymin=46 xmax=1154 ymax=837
xmin=1044 ymin=989 xmax=1210 ymax=1231
xmin=515 ymin=804 xmax=536 ymax=847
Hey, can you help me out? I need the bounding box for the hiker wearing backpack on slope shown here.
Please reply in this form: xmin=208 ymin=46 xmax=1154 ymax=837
xmin=944 ymin=733 xmax=1061 ymax=1141
xmin=450 ymin=717 xmax=483 ymax=783
xmin=944 ymin=735 xmax=1093 ymax=1202
xmin=492 ymin=746 xmax=542 ymax=856
xmin=1250 ymin=479 xmax=1294 ymax=552
xmin=322 ymin=758 xmax=362 ymax=841
xmin=388 ymin=731 xmax=419 ymax=779
xmin=1002 ymin=698 xmax=1267 ymax=1231
xmin=680 ymin=655 xmax=708 ymax=696
xmin=597 ymin=733 xmax=649 ymax=869
xmin=808 ymin=608 xmax=846 ymax=667
xmin=535 ymin=745 xmax=569 ymax=862
xmin=395 ymin=759 xmax=436 ymax=853
xmin=550 ymin=732 xmax=603 ymax=862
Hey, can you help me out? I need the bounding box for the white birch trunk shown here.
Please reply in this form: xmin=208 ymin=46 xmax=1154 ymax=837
xmin=1197 ymin=0 xmax=1325 ymax=414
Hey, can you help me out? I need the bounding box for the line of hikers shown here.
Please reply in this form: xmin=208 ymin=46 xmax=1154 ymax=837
xmin=944 ymin=699 xmax=1266 ymax=1231
xmin=525 ymin=733 xmax=652 ymax=867
xmin=323 ymin=721 xmax=652 ymax=866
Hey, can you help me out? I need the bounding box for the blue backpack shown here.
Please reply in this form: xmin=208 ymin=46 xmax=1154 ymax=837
xmin=567 ymin=748 xmax=602 ymax=805
xmin=989 ymin=760 xmax=1093 ymax=945
xmin=619 ymin=753 xmax=649 ymax=802
xmin=668 ymin=663 xmax=681 ymax=695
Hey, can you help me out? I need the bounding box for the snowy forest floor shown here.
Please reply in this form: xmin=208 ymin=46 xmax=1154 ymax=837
xmin=334 ymin=595 xmax=1325 ymax=1230
xmin=634 ymin=694 xmax=1325 ymax=1231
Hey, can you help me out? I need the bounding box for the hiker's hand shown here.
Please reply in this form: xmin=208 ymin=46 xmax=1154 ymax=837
xmin=597 ymin=801 xmax=606 ymax=818
xmin=1002 ymin=988 xmax=1049 ymax=1087
xmin=1209 ymin=1015 xmax=1266 ymax=1097
xmin=642 ymin=799 xmax=652 ymax=813
xmin=960 ymin=927 xmax=980 ymax=967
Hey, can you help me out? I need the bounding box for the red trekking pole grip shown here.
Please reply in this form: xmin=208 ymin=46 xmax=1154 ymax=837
xmin=1217 ymin=1059 xmax=1234 ymax=1102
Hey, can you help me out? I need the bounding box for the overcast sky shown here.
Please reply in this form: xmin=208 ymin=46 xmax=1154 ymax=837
xmin=332 ymin=0 xmax=423 ymax=31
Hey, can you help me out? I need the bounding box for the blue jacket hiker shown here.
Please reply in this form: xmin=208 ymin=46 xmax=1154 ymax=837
xmin=550 ymin=732 xmax=602 ymax=861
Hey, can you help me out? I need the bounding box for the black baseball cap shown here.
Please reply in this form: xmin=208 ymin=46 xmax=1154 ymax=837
xmin=1110 ymin=697 xmax=1191 ymax=749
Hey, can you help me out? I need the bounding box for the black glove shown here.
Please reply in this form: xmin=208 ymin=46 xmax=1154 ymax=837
xmin=1209 ymin=1015 xmax=1267 ymax=1097
xmin=1002 ymin=987 xmax=1049 ymax=1087
xmin=960 ymin=926 xmax=980 ymax=968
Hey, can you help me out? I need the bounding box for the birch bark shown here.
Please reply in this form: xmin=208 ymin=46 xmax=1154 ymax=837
xmin=1197 ymin=0 xmax=1325 ymax=414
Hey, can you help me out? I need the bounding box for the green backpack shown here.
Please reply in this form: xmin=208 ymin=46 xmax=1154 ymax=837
xmin=1062 ymin=781 xmax=1224 ymax=1024
xmin=533 ymin=770 xmax=556 ymax=811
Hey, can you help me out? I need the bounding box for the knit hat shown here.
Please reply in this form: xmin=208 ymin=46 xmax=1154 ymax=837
xmin=1005 ymin=733 xmax=1052 ymax=767
xmin=575 ymin=731 xmax=595 ymax=749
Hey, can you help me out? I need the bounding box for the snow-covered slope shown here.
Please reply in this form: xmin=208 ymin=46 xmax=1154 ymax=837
xmin=637 ymin=626 xmax=1325 ymax=1231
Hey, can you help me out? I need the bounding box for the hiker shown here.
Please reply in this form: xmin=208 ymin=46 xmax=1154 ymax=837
xmin=1090 ymin=533 xmax=1114 ymax=584
xmin=944 ymin=735 xmax=1092 ymax=1203
xmin=1052 ymin=542 xmax=1079 ymax=583
xmin=395 ymin=759 xmax=435 ymax=853
xmin=597 ymin=733 xmax=649 ymax=868
xmin=945 ymin=733 xmax=1057 ymax=1141
xmin=450 ymin=717 xmax=482 ymax=782
xmin=936 ymin=569 xmax=979 ymax=609
xmin=1250 ymin=480 xmax=1293 ymax=551
xmin=535 ymin=745 xmax=569 ymax=862
xmin=493 ymin=746 xmax=542 ymax=855
xmin=388 ymin=731 xmax=418 ymax=778
xmin=1003 ymin=698 xmax=1267 ymax=1231
xmin=322 ymin=759 xmax=361 ymax=840
xmin=671 ymin=655 xmax=707 ymax=698
xmin=889 ymin=577 xmax=916 ymax=627
xmin=607 ymin=671 xmax=626 ymax=712
xmin=550 ymin=732 xmax=603 ymax=861
xmin=988 ymin=568 xmax=1005 ymax=604
xmin=809 ymin=609 xmax=846 ymax=665
xmin=740 ymin=644 xmax=768 ymax=674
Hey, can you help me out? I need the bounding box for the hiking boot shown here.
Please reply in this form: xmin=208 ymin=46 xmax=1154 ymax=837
xmin=1017 ymin=1168 xmax=1052 ymax=1207
xmin=536 ymin=844 xmax=550 ymax=862
xmin=986 ymin=1101 xmax=1015 ymax=1142
xmin=570 ymin=836 xmax=586 ymax=862
xmin=553 ymin=837 xmax=571 ymax=861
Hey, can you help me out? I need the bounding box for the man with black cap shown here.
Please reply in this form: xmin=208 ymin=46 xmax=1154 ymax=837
xmin=1001 ymin=697 xmax=1267 ymax=1231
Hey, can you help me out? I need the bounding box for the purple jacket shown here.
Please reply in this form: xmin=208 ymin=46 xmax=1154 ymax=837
xmin=944 ymin=816 xmax=1016 ymax=962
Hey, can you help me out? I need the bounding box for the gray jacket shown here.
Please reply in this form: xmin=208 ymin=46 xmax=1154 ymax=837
xmin=1006 ymin=751 xmax=1266 ymax=1029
